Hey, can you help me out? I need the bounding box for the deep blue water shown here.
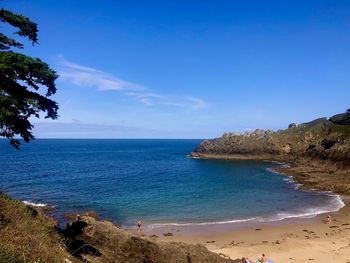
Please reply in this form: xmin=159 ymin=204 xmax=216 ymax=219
xmin=0 ymin=139 xmax=343 ymax=227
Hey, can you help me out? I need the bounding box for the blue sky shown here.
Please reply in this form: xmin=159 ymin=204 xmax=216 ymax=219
xmin=3 ymin=0 xmax=350 ymax=138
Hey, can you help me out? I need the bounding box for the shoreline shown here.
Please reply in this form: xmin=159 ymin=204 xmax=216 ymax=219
xmin=22 ymin=155 xmax=347 ymax=237
xmin=16 ymin=193 xmax=350 ymax=262
xmin=147 ymin=152 xmax=350 ymax=261
xmin=143 ymin=193 xmax=345 ymax=235
xmin=191 ymin=152 xmax=350 ymax=195
xmin=140 ymin=156 xmax=346 ymax=234
xmin=154 ymin=198 xmax=350 ymax=262
xmin=15 ymin=153 xmax=350 ymax=261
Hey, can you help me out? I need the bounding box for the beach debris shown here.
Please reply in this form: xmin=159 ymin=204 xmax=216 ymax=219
xmin=149 ymin=234 xmax=158 ymax=238
xmin=206 ymin=240 xmax=215 ymax=243
xmin=255 ymin=228 xmax=262 ymax=231
xmin=163 ymin=232 xmax=174 ymax=236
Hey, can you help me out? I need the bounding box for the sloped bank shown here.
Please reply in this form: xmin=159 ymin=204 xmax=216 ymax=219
xmin=191 ymin=110 xmax=350 ymax=195
xmin=0 ymin=192 xmax=239 ymax=263
xmin=61 ymin=215 xmax=239 ymax=263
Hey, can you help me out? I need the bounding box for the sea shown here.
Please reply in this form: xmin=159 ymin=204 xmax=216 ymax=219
xmin=0 ymin=139 xmax=344 ymax=229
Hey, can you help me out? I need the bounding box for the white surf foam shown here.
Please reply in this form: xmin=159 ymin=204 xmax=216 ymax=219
xmin=23 ymin=200 xmax=47 ymax=207
xmin=147 ymin=217 xmax=259 ymax=230
xmin=263 ymin=194 xmax=345 ymax=222
xmin=147 ymin=194 xmax=345 ymax=230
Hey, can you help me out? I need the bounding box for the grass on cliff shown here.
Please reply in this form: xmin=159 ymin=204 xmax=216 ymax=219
xmin=0 ymin=193 xmax=79 ymax=263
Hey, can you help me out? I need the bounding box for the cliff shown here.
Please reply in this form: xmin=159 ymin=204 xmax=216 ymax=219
xmin=191 ymin=110 xmax=350 ymax=194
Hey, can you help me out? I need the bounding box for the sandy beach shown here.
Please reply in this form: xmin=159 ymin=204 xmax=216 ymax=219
xmin=146 ymin=197 xmax=350 ymax=262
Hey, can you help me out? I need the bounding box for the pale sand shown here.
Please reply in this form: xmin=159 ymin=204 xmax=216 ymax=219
xmin=147 ymin=197 xmax=350 ymax=262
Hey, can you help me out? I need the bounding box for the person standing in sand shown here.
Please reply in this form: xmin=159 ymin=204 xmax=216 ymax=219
xmin=137 ymin=220 xmax=142 ymax=234
xmin=257 ymin=253 xmax=267 ymax=263
xmin=327 ymin=214 xmax=331 ymax=223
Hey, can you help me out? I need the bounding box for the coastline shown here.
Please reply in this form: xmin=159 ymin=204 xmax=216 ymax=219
xmin=144 ymin=152 xmax=350 ymax=261
xmin=7 ymin=149 xmax=350 ymax=261
xmin=12 ymin=172 xmax=350 ymax=262
xmin=191 ymin=152 xmax=350 ymax=195
xmin=154 ymin=198 xmax=350 ymax=262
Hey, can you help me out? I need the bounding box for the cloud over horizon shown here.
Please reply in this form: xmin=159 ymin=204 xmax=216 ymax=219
xmin=58 ymin=56 xmax=208 ymax=111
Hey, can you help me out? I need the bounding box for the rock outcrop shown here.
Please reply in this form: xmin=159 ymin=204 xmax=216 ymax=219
xmin=63 ymin=216 xmax=239 ymax=263
xmin=329 ymin=109 xmax=350 ymax=125
xmin=191 ymin=110 xmax=350 ymax=194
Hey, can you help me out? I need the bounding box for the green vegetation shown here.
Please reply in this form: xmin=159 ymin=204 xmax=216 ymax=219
xmin=0 ymin=245 xmax=22 ymax=263
xmin=193 ymin=109 xmax=350 ymax=162
xmin=0 ymin=7 xmax=58 ymax=149
xmin=0 ymin=193 xmax=77 ymax=263
xmin=192 ymin=109 xmax=350 ymax=195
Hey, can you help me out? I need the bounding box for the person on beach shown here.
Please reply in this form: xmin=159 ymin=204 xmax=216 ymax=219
xmin=242 ymin=256 xmax=253 ymax=263
xmin=326 ymin=214 xmax=331 ymax=223
xmin=256 ymin=253 xmax=267 ymax=263
xmin=76 ymin=214 xmax=81 ymax=221
xmin=137 ymin=220 xmax=142 ymax=233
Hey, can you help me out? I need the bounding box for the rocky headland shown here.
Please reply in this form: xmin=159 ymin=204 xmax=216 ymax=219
xmin=191 ymin=109 xmax=350 ymax=195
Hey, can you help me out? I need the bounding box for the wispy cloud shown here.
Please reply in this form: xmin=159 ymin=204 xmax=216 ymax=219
xmin=184 ymin=97 xmax=208 ymax=110
xmin=58 ymin=56 xmax=143 ymax=91
xmin=124 ymin=92 xmax=164 ymax=106
xmin=58 ymin=56 xmax=208 ymax=110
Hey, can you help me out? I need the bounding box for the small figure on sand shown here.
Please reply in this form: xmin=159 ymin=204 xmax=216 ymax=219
xmin=256 ymin=253 xmax=267 ymax=263
xmin=137 ymin=220 xmax=142 ymax=233
xmin=326 ymin=214 xmax=331 ymax=223
xmin=256 ymin=253 xmax=274 ymax=263
xmin=76 ymin=214 xmax=81 ymax=221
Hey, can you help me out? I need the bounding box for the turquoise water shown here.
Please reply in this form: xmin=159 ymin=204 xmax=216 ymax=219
xmin=0 ymin=139 xmax=343 ymax=227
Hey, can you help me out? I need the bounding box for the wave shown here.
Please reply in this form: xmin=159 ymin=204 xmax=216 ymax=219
xmin=281 ymin=175 xmax=303 ymax=189
xmin=23 ymin=200 xmax=48 ymax=207
xmin=147 ymin=194 xmax=345 ymax=230
xmin=148 ymin=217 xmax=259 ymax=229
xmin=265 ymin=167 xmax=302 ymax=189
xmin=262 ymin=194 xmax=344 ymax=222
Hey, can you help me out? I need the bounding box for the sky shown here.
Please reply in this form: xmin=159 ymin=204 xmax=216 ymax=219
xmin=2 ymin=0 xmax=350 ymax=138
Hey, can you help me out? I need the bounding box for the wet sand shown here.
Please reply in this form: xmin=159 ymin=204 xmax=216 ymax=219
xmin=145 ymin=197 xmax=350 ymax=262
